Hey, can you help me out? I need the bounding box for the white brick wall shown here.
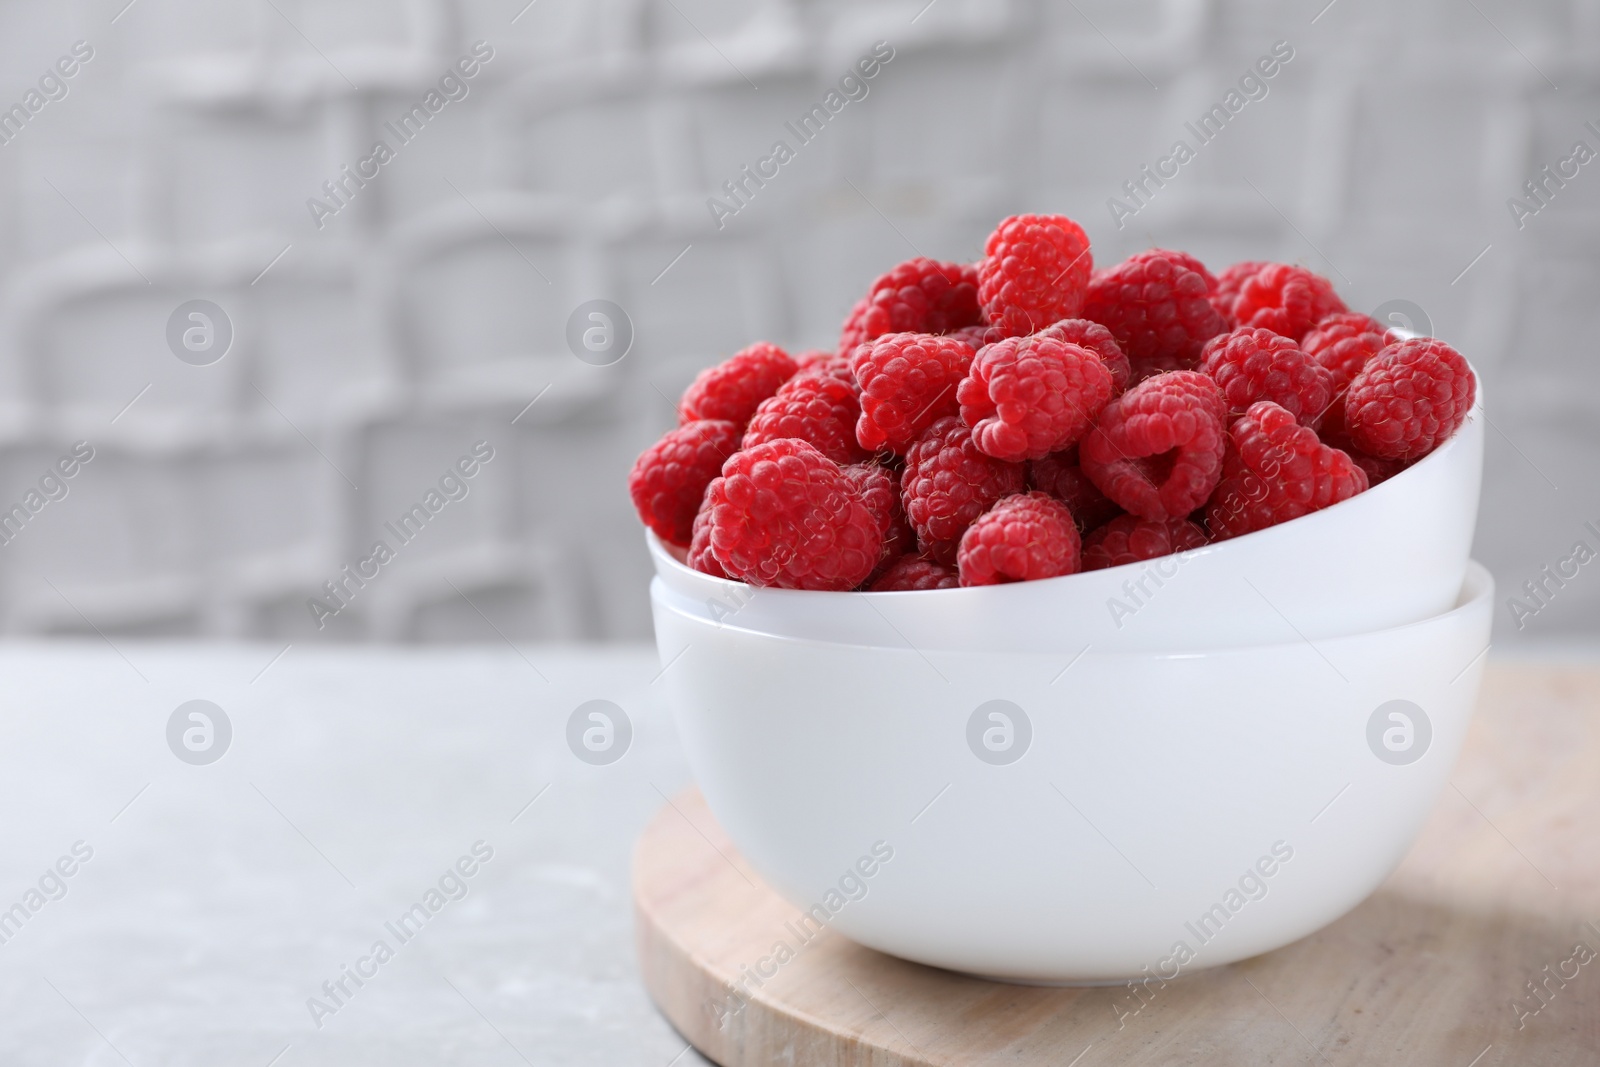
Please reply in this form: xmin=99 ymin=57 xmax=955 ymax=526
xmin=0 ymin=0 xmax=1594 ymax=643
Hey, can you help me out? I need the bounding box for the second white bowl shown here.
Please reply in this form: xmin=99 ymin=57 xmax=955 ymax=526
xmin=650 ymin=561 xmax=1494 ymax=983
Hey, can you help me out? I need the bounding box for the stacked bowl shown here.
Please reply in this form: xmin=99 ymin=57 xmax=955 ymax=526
xmin=646 ymin=394 xmax=1489 ymax=984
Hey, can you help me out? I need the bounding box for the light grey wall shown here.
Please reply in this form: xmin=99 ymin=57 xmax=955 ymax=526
xmin=0 ymin=0 xmax=1594 ymax=644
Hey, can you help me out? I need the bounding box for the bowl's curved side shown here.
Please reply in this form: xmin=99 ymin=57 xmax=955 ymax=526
xmin=648 ymin=563 xmax=1494 ymax=982
xmin=647 ymin=402 xmax=1484 ymax=654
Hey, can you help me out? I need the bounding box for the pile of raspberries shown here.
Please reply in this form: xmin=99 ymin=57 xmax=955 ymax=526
xmin=630 ymin=214 xmax=1476 ymax=591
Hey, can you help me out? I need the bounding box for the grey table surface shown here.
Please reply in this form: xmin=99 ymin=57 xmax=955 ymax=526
xmin=0 ymin=642 xmax=713 ymax=1067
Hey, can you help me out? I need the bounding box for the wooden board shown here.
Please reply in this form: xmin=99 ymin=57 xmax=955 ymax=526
xmin=634 ymin=663 xmax=1600 ymax=1066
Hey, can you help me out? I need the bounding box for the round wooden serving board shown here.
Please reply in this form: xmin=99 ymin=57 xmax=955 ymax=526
xmin=634 ymin=664 xmax=1600 ymax=1066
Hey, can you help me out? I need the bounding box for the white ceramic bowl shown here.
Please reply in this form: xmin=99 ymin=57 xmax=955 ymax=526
xmin=648 ymin=392 xmax=1482 ymax=653
xmin=650 ymin=561 xmax=1493 ymax=983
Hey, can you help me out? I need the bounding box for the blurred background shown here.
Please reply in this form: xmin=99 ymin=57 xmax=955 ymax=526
xmin=0 ymin=0 xmax=1595 ymax=647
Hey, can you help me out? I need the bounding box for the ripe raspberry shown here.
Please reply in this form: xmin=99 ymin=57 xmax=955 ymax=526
xmin=794 ymin=353 xmax=860 ymax=388
xmin=628 ymin=419 xmax=741 ymax=546
xmin=837 ymin=259 xmax=981 ymax=356
xmin=1228 ymin=263 xmax=1347 ymax=341
xmin=957 ymin=492 xmax=1081 ymax=586
xmin=948 ymin=323 xmax=1005 ymax=351
xmin=743 ymin=370 xmax=867 ymax=465
xmin=852 ymin=333 xmax=974 ymax=455
xmin=1200 ymin=327 xmax=1335 ymax=427
xmin=1301 ymin=313 xmax=1392 ymax=394
xmin=678 ymin=342 xmax=797 ymax=426
xmin=794 ymin=349 xmax=836 ymax=369
xmin=1344 ymin=338 xmax=1475 ymax=460
xmin=1206 ymin=401 xmax=1369 ymax=540
xmin=1323 ymin=430 xmax=1408 ymax=486
xmin=1080 ymin=371 xmax=1228 ymax=521
xmin=687 ymin=505 xmax=728 ymax=578
xmin=868 ymin=554 xmax=960 ymax=591
xmin=1081 ymin=514 xmax=1208 ymax=571
xmin=957 ymin=336 xmax=1116 ymax=461
xmin=977 ymin=214 xmax=1093 ymax=337
xmin=1083 ymin=249 xmax=1226 ymax=379
xmin=1028 ymin=449 xmax=1122 ymax=531
xmin=1034 ymin=318 xmax=1132 ymax=393
xmin=1210 ymin=260 xmax=1267 ymax=326
xmin=704 ymin=439 xmax=881 ymax=590
xmin=843 ymin=462 xmax=915 ymax=568
xmin=902 ymin=416 xmax=1026 ymax=563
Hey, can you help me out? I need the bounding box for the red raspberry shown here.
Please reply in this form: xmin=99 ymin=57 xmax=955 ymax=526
xmin=1210 ymin=260 xmax=1267 ymax=326
xmin=977 ymin=214 xmax=1093 ymax=337
xmin=843 ymin=462 xmax=915 ymax=569
xmin=1205 ymin=401 xmax=1369 ymax=540
xmin=1200 ymin=327 xmax=1335 ymax=427
xmin=795 ymin=354 xmax=860 ymax=388
xmin=948 ymin=323 xmax=1005 ymax=351
xmin=1228 ymin=263 xmax=1347 ymax=341
xmin=628 ymin=419 xmax=741 ymax=547
xmin=1034 ymin=318 xmax=1132 ymax=393
xmin=868 ymin=554 xmax=960 ymax=591
xmin=837 ymin=259 xmax=981 ymax=356
xmin=1323 ymin=430 xmax=1409 ymax=486
xmin=1344 ymin=338 xmax=1475 ymax=460
xmin=1028 ymin=449 xmax=1122 ymax=531
xmin=957 ymin=492 xmax=1081 ymax=586
xmin=902 ymin=416 xmax=1026 ymax=563
xmin=852 ymin=333 xmax=974 ymax=455
xmin=957 ymin=336 xmax=1116 ymax=461
xmin=687 ymin=505 xmax=728 ymax=578
xmin=704 ymin=439 xmax=881 ymax=590
xmin=1083 ymin=249 xmax=1225 ymax=379
xmin=794 ymin=349 xmax=836 ymax=369
xmin=1301 ymin=313 xmax=1392 ymax=394
xmin=743 ymin=370 xmax=867 ymax=465
xmin=1080 ymin=371 xmax=1228 ymax=521
xmin=1081 ymin=514 xmax=1208 ymax=571
xmin=678 ymin=342 xmax=797 ymax=426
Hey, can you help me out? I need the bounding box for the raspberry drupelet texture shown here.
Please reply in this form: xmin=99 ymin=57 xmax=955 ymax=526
xmin=868 ymin=554 xmax=960 ymax=591
xmin=837 ymin=258 xmax=982 ymax=356
xmin=1080 ymin=371 xmax=1228 ymax=521
xmin=1323 ymin=430 xmax=1409 ymax=486
xmin=1033 ymin=318 xmax=1132 ymax=393
xmin=686 ymin=505 xmax=728 ymax=578
xmin=1081 ymin=514 xmax=1208 ymax=571
xmin=1301 ymin=313 xmax=1393 ymax=394
xmin=1344 ymin=338 xmax=1475 ymax=460
xmin=794 ymin=349 xmax=836 ymax=369
xmin=948 ymin=323 xmax=1006 ymax=352
xmin=852 ymin=332 xmax=975 ymax=455
xmin=1200 ymin=326 xmax=1335 ymax=427
xmin=1227 ymin=263 xmax=1347 ymax=341
xmin=1300 ymin=312 xmax=1394 ymax=435
xmin=704 ymin=439 xmax=882 ymax=590
xmin=956 ymin=492 xmax=1081 ymax=586
xmin=1028 ymin=449 xmax=1122 ymax=531
xmin=842 ymin=462 xmax=915 ymax=571
xmin=743 ymin=369 xmax=867 ymax=465
xmin=957 ymin=335 xmax=1116 ymax=461
xmin=977 ymin=214 xmax=1093 ymax=337
xmin=902 ymin=416 xmax=1026 ymax=563
xmin=1206 ymin=401 xmax=1369 ymax=540
xmin=678 ymin=342 xmax=797 ymax=426
xmin=1211 ymin=260 xmax=1268 ymax=326
xmin=628 ymin=419 xmax=741 ymax=547
xmin=1082 ymin=249 xmax=1225 ymax=380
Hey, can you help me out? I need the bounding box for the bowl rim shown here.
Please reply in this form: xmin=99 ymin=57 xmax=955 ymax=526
xmin=652 ymin=560 xmax=1493 ymax=660
xmin=648 ymin=386 xmax=1483 ymax=600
